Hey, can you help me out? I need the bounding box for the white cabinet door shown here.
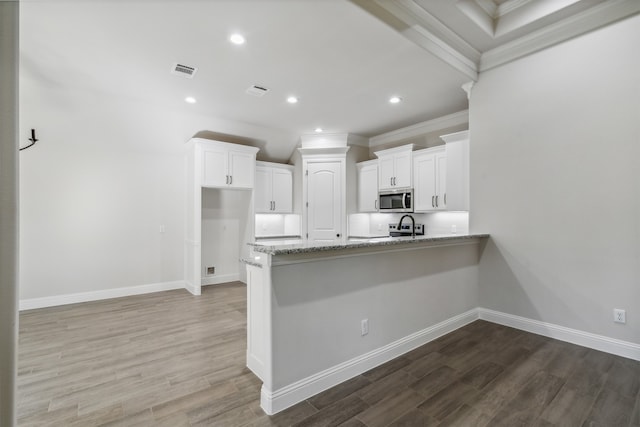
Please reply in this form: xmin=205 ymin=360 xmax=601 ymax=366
xmin=228 ymin=150 xmax=255 ymax=188
xmin=435 ymin=151 xmax=447 ymax=210
xmin=357 ymin=162 xmax=378 ymax=212
xmin=393 ymin=151 xmax=412 ymax=188
xmin=443 ymin=133 xmax=470 ymax=211
xmin=413 ymin=146 xmax=446 ymax=212
xmin=307 ymin=161 xmax=342 ymax=241
xmin=378 ymin=156 xmax=395 ymax=190
xmin=254 ymin=167 xmax=272 ymax=212
xmin=413 ymin=151 xmax=437 ymax=211
xmin=202 ymin=145 xmax=257 ymax=189
xmin=254 ymin=164 xmax=293 ymax=213
xmin=202 ymin=149 xmax=228 ymax=187
xmin=376 ymin=148 xmax=412 ymax=190
xmin=271 ymin=168 xmax=293 ymax=213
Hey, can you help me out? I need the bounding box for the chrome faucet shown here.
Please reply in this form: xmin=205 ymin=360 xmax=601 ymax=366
xmin=397 ymin=214 xmax=416 ymax=238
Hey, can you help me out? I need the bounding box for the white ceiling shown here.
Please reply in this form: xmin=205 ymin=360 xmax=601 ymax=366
xmin=20 ymin=0 xmax=639 ymax=155
xmin=19 ymin=0 xmax=470 ymax=141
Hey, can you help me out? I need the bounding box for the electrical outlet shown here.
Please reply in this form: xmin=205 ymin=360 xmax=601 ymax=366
xmin=361 ymin=319 xmax=369 ymax=336
xmin=207 ymin=266 xmax=215 ymax=275
xmin=614 ymin=309 xmax=626 ymax=324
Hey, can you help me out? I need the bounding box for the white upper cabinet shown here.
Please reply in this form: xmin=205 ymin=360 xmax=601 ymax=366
xmin=255 ymin=162 xmax=293 ymax=213
xmin=374 ymin=144 xmax=413 ymax=190
xmin=201 ymin=142 xmax=258 ymax=189
xmin=441 ymin=130 xmax=470 ymax=211
xmin=413 ymin=146 xmax=447 ymax=212
xmin=357 ymin=160 xmax=378 ymax=212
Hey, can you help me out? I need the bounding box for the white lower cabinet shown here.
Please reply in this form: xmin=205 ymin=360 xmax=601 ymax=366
xmin=255 ymin=162 xmax=293 ymax=213
xmin=413 ymin=146 xmax=446 ymax=212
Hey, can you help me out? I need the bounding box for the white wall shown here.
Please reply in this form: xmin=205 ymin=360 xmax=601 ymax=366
xmin=19 ymin=79 xmax=296 ymax=301
xmin=0 ymin=2 xmax=19 ymax=424
xmin=470 ymin=14 xmax=640 ymax=343
xmin=270 ymin=243 xmax=480 ymax=389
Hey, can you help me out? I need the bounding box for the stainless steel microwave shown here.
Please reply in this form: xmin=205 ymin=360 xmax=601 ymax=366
xmin=378 ymin=189 xmax=413 ymax=213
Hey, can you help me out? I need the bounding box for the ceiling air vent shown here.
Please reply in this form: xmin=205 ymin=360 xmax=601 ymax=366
xmin=171 ymin=63 xmax=198 ymax=79
xmin=245 ymin=85 xmax=269 ymax=97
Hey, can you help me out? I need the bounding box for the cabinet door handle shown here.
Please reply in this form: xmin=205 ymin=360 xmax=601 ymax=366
xmin=390 ymin=177 xmax=393 ymax=187
xmin=336 ymin=233 xmax=341 ymax=238
xmin=435 ymin=195 xmax=439 ymax=207
xmin=374 ymin=199 xmax=378 ymax=211
xmin=272 ymin=201 xmax=276 ymax=211
xmin=225 ymin=175 xmax=229 ymax=184
xmin=432 ymin=196 xmax=435 ymax=208
xmin=229 ymin=175 xmax=232 ymax=185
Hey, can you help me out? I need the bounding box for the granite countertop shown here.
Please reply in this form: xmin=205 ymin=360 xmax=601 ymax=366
xmin=249 ymin=233 xmax=489 ymax=255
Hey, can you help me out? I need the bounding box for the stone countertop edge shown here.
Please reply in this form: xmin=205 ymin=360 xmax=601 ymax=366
xmin=240 ymin=258 xmax=262 ymax=268
xmin=255 ymin=235 xmax=302 ymax=240
xmin=249 ymin=234 xmax=490 ymax=256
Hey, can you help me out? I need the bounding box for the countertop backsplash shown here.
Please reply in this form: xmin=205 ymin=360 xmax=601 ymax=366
xmin=255 ymin=213 xmax=301 ymax=238
xmin=348 ymin=211 xmax=468 ymax=238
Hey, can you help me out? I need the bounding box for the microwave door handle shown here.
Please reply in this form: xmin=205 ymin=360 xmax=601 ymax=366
xmin=402 ymin=193 xmax=407 ymax=209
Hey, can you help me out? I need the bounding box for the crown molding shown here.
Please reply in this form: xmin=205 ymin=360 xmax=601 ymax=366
xmin=496 ymin=0 xmax=534 ymax=18
xmin=405 ymin=25 xmax=479 ymax=80
xmin=368 ymin=110 xmax=468 ymax=147
xmin=480 ymin=0 xmax=640 ymax=72
xmin=440 ymin=130 xmax=470 ymax=144
xmin=352 ymin=0 xmax=480 ymax=80
xmin=354 ymin=0 xmax=639 ymax=81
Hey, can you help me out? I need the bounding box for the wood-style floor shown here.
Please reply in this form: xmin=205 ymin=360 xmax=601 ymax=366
xmin=18 ymin=282 xmax=640 ymax=426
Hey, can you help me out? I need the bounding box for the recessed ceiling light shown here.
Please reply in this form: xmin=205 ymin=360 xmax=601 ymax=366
xmin=315 ymin=128 xmax=323 ymax=133
xmin=229 ymin=33 xmax=246 ymax=45
xmin=185 ymin=96 xmax=197 ymax=104
xmin=287 ymin=96 xmax=298 ymax=104
xmin=389 ymin=96 xmax=402 ymax=104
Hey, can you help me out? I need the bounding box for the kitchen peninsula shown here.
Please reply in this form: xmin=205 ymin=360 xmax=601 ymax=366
xmin=244 ymin=233 xmax=489 ymax=414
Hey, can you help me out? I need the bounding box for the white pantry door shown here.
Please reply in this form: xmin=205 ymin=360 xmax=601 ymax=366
xmin=307 ymin=161 xmax=342 ymax=241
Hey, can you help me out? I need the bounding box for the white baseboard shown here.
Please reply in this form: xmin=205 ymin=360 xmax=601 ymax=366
xmin=261 ymin=307 xmax=640 ymax=415
xmin=478 ymin=308 xmax=640 ymax=362
xmin=260 ymin=308 xmax=479 ymax=415
xmin=201 ymin=273 xmax=240 ymax=286
xmin=184 ymin=280 xmax=201 ymax=296
xmin=19 ymin=280 xmax=185 ymax=311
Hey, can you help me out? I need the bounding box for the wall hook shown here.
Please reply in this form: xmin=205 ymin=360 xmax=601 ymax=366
xmin=20 ymin=129 xmax=38 ymax=151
